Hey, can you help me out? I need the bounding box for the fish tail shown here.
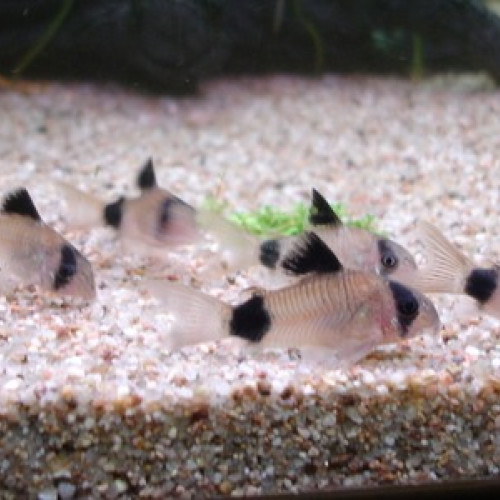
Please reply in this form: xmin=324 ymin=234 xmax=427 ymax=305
xmin=146 ymin=280 xmax=230 ymax=350
xmin=414 ymin=221 xmax=474 ymax=294
xmin=55 ymin=180 xmax=105 ymax=228
xmin=196 ymin=209 xmax=259 ymax=271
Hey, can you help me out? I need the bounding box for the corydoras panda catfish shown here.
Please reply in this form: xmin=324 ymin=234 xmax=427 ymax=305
xmin=0 ymin=188 xmax=95 ymax=300
xmin=412 ymin=221 xmax=500 ymax=319
xmin=200 ymin=189 xmax=417 ymax=281
xmin=147 ymin=232 xmax=439 ymax=365
xmin=58 ymin=158 xmax=200 ymax=249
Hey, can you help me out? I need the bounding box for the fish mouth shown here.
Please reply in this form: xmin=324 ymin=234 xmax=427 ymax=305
xmin=55 ymin=258 xmax=96 ymax=301
xmin=419 ymin=300 xmax=441 ymax=336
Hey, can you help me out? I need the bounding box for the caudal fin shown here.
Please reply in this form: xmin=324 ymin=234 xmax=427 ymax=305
xmin=55 ymin=180 xmax=104 ymax=229
xmin=414 ymin=221 xmax=473 ymax=294
xmin=145 ymin=280 xmax=230 ymax=350
xmin=196 ymin=209 xmax=259 ymax=271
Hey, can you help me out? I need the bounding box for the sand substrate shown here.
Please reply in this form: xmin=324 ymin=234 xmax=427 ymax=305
xmin=1 ymin=74 xmax=500 ymax=498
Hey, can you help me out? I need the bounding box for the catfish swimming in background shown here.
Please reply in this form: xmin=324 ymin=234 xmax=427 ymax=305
xmin=0 ymin=188 xmax=95 ymax=300
xmin=147 ymin=232 xmax=439 ymax=365
xmin=58 ymin=158 xmax=200 ymax=251
xmin=412 ymin=221 xmax=500 ymax=319
xmin=200 ymin=188 xmax=417 ymax=282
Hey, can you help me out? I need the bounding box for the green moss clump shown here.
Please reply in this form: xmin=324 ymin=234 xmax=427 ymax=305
xmin=203 ymin=197 xmax=377 ymax=237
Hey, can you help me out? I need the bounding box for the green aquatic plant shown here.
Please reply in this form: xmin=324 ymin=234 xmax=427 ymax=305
xmin=292 ymin=0 xmax=325 ymax=74
xmin=13 ymin=0 xmax=74 ymax=75
xmin=203 ymin=197 xmax=377 ymax=237
xmin=371 ymin=28 xmax=426 ymax=80
xmin=411 ymin=33 xmax=425 ymax=81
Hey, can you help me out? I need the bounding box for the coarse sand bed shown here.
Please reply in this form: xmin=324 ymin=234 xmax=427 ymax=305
xmin=1 ymin=74 xmax=500 ymax=497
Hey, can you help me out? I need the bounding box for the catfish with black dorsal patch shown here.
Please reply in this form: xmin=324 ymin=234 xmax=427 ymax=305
xmin=410 ymin=221 xmax=500 ymax=319
xmin=199 ymin=188 xmax=418 ymax=283
xmin=146 ymin=232 xmax=439 ymax=365
xmin=56 ymin=158 xmax=200 ymax=253
xmin=0 ymin=188 xmax=95 ymax=300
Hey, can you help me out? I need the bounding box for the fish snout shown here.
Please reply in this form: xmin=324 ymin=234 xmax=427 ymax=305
xmin=53 ymin=249 xmax=96 ymax=301
xmin=410 ymin=294 xmax=441 ymax=338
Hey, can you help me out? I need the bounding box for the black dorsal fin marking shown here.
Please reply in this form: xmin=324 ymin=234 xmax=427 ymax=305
xmin=229 ymin=294 xmax=271 ymax=343
xmin=281 ymin=231 xmax=343 ymax=276
xmin=103 ymin=196 xmax=125 ymax=228
xmin=309 ymin=188 xmax=342 ymax=227
xmin=2 ymin=188 xmax=42 ymax=221
xmin=137 ymin=158 xmax=157 ymax=190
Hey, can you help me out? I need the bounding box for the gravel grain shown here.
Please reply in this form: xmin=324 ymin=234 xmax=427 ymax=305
xmin=1 ymin=74 xmax=500 ymax=498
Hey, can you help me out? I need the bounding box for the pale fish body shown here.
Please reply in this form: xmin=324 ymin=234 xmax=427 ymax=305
xmin=148 ymin=232 xmax=439 ymax=365
xmin=58 ymin=158 xmax=200 ymax=251
xmin=412 ymin=221 xmax=500 ymax=319
xmin=106 ymin=187 xmax=199 ymax=249
xmin=0 ymin=188 xmax=95 ymax=300
xmin=202 ymin=188 xmax=417 ymax=283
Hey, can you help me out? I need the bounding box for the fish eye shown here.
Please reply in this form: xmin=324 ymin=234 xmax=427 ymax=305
xmin=378 ymin=239 xmax=399 ymax=271
xmin=381 ymin=251 xmax=398 ymax=270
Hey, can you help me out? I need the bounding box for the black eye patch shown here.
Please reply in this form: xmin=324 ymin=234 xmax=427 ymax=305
xmin=389 ymin=281 xmax=419 ymax=337
xmin=53 ymin=244 xmax=77 ymax=290
xmin=159 ymin=198 xmax=174 ymax=228
xmin=158 ymin=197 xmax=194 ymax=229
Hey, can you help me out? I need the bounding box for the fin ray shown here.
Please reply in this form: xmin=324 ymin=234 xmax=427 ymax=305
xmin=55 ymin=180 xmax=105 ymax=228
xmin=414 ymin=221 xmax=473 ymax=294
xmin=196 ymin=209 xmax=259 ymax=271
xmin=145 ymin=280 xmax=229 ymax=350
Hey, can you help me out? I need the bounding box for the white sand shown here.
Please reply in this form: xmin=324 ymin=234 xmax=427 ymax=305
xmin=0 ymin=74 xmax=500 ymax=498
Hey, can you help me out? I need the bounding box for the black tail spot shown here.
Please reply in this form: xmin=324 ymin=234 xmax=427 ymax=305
xmin=465 ymin=268 xmax=498 ymax=304
xmin=54 ymin=244 xmax=77 ymax=290
xmin=159 ymin=198 xmax=173 ymax=228
xmin=229 ymin=294 xmax=271 ymax=343
xmin=281 ymin=231 xmax=342 ymax=276
xmin=309 ymin=188 xmax=342 ymax=227
xmin=259 ymin=239 xmax=281 ymax=269
xmin=388 ymin=281 xmax=419 ymax=337
xmin=104 ymin=197 xmax=125 ymax=228
xmin=137 ymin=158 xmax=157 ymax=190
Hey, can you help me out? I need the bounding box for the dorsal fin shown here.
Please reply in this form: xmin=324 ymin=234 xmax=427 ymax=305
xmin=137 ymin=158 xmax=157 ymax=190
xmin=281 ymin=231 xmax=342 ymax=276
xmin=2 ymin=188 xmax=42 ymax=221
xmin=309 ymin=188 xmax=342 ymax=227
